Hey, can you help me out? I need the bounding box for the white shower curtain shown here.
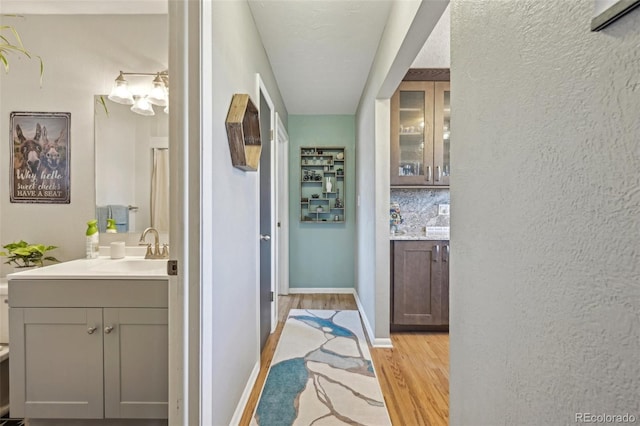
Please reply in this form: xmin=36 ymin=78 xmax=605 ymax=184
xmin=151 ymin=148 xmax=170 ymax=232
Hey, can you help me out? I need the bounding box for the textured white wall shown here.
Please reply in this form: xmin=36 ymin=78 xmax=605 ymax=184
xmin=450 ymin=1 xmax=640 ymax=424
xmin=0 ymin=15 xmax=167 ymax=275
xmin=208 ymin=2 xmax=287 ymax=423
xmin=356 ymin=0 xmax=448 ymax=342
xmin=411 ymin=4 xmax=450 ymax=68
xmin=356 ymin=0 xmax=421 ymax=341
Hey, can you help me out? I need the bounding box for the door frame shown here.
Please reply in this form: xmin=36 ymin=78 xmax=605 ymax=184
xmin=168 ymin=0 xmax=202 ymax=424
xmin=275 ymin=112 xmax=290 ymax=297
xmin=255 ymin=74 xmax=277 ymax=338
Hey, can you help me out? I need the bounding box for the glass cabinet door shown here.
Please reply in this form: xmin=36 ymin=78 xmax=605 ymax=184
xmin=390 ymin=81 xmax=434 ymax=185
xmin=434 ymin=81 xmax=450 ymax=186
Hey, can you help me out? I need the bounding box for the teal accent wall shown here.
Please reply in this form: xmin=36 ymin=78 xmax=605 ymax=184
xmin=289 ymin=115 xmax=355 ymax=289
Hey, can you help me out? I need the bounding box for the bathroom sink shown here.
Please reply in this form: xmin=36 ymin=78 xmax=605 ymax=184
xmin=7 ymin=257 xmax=168 ymax=280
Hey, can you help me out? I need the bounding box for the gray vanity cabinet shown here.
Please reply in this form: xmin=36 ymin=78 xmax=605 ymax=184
xmin=10 ymin=307 xmax=105 ymax=418
xmin=104 ymin=308 xmax=168 ymax=419
xmin=9 ymin=279 xmax=168 ymax=420
xmin=391 ymin=240 xmax=449 ymax=326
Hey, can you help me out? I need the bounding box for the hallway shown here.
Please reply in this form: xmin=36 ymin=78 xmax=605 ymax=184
xmin=240 ymin=294 xmax=449 ymax=425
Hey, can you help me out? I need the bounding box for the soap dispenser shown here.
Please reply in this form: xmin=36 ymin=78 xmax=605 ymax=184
xmin=86 ymin=219 xmax=99 ymax=259
xmin=106 ymin=218 xmax=117 ymax=233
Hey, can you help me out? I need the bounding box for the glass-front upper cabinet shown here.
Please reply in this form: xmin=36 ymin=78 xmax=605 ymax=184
xmin=391 ymin=81 xmax=434 ymax=185
xmin=434 ymin=81 xmax=450 ymax=186
xmin=390 ymin=80 xmax=450 ymax=187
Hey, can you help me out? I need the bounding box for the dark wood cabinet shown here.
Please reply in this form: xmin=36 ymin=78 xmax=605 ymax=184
xmin=390 ymin=80 xmax=450 ymax=187
xmin=391 ymin=240 xmax=449 ymax=327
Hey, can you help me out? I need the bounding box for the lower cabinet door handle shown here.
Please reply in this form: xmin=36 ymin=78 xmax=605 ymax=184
xmin=87 ymin=327 xmax=97 ymax=335
xmin=104 ymin=326 xmax=114 ymax=334
xmin=433 ymin=245 xmax=440 ymax=262
xmin=444 ymin=245 xmax=450 ymax=262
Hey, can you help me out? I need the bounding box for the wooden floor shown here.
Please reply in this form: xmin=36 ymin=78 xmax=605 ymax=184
xmin=239 ymin=293 xmax=449 ymax=426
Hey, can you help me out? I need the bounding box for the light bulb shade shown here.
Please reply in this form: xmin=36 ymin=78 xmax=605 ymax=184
xmin=131 ymin=96 xmax=155 ymax=116
xmin=148 ymin=84 xmax=168 ymax=106
xmin=147 ymin=74 xmax=168 ymax=106
xmin=108 ymin=73 xmax=134 ymax=105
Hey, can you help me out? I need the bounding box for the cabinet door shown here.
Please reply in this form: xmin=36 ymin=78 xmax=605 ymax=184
xmin=104 ymin=308 xmax=168 ymax=419
xmin=9 ymin=308 xmax=104 ymax=419
xmin=434 ymin=82 xmax=451 ymax=186
xmin=393 ymin=241 xmax=443 ymax=325
xmin=441 ymin=242 xmax=450 ymax=325
xmin=391 ymin=81 xmax=435 ymax=185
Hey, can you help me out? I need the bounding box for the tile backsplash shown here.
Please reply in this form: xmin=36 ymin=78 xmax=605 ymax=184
xmin=390 ymin=188 xmax=450 ymax=234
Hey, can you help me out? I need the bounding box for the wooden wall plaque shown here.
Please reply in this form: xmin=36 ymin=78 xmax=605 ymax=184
xmin=225 ymin=94 xmax=262 ymax=171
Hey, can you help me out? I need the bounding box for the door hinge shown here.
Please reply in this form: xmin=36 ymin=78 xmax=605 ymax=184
xmin=270 ymin=291 xmax=274 ymax=302
xmin=167 ymin=260 xmax=178 ymax=276
xmin=277 ymin=221 xmax=281 ymax=228
xmin=270 ymin=129 xmax=274 ymax=141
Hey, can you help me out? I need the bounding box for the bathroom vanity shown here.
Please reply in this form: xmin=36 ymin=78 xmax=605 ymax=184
xmin=7 ymin=258 xmax=168 ymax=421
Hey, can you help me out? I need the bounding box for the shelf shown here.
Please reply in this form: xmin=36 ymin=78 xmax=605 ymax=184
xmin=301 ymin=146 xmax=346 ymax=223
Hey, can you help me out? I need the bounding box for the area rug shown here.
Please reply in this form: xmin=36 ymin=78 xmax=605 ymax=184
xmin=252 ymin=309 xmax=391 ymax=426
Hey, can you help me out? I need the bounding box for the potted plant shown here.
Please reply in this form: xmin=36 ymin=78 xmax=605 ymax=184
xmin=1 ymin=16 xmax=43 ymax=81
xmin=0 ymin=240 xmax=60 ymax=269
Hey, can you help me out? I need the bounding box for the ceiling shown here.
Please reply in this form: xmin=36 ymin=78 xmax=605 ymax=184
xmin=2 ymin=0 xmax=447 ymax=116
xmin=248 ymin=0 xmax=393 ymax=115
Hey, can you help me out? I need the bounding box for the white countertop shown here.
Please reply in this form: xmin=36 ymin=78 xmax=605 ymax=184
xmin=390 ymin=226 xmax=449 ymax=241
xmin=7 ymin=256 xmax=169 ymax=280
xmin=390 ymin=233 xmax=450 ymax=241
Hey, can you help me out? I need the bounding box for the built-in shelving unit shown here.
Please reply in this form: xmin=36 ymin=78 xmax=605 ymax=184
xmin=300 ymin=146 xmax=345 ymax=223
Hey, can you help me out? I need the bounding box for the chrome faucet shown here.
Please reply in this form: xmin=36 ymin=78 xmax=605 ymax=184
xmin=139 ymin=227 xmax=169 ymax=259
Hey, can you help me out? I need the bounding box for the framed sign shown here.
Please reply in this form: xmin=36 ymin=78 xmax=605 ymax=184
xmin=10 ymin=112 xmax=71 ymax=204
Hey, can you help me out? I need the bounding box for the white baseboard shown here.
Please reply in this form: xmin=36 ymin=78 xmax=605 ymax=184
xmin=288 ymin=287 xmax=355 ymax=294
xmin=353 ymin=290 xmax=393 ymax=348
xmin=229 ymin=360 xmax=260 ymax=426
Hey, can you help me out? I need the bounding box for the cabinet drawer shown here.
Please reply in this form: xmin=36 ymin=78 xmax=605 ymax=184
xmin=9 ymin=279 xmax=168 ymax=308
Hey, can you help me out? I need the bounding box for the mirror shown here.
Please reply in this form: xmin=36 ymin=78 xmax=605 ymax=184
xmin=94 ymin=96 xmax=169 ymax=234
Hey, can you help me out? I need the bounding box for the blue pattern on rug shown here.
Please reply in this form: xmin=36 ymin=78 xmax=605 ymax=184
xmin=255 ymin=357 xmax=308 ymax=426
xmin=252 ymin=310 xmax=391 ymax=426
xmin=293 ymin=314 xmax=354 ymax=338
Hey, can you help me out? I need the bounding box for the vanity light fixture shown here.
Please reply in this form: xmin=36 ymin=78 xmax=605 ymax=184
xmin=131 ymin=95 xmax=155 ymax=116
xmin=107 ymin=72 xmax=135 ymax=105
xmin=147 ymin=73 xmax=168 ymax=106
xmin=107 ymin=70 xmax=169 ymax=115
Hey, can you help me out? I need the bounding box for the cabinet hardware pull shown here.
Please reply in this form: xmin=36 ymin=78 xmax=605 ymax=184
xmin=427 ymin=166 xmax=432 ymax=182
xmin=104 ymin=326 xmax=114 ymax=334
xmin=87 ymin=327 xmax=97 ymax=335
xmin=436 ymin=166 xmax=441 ymax=181
xmin=433 ymin=245 xmax=440 ymax=262
xmin=444 ymin=245 xmax=450 ymax=262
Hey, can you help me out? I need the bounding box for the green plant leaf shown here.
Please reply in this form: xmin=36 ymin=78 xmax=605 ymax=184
xmin=0 ymin=240 xmax=59 ymax=267
xmin=97 ymin=95 xmax=109 ymax=116
xmin=1 ymin=19 xmax=43 ymax=83
xmin=0 ymin=55 xmax=7 ymax=72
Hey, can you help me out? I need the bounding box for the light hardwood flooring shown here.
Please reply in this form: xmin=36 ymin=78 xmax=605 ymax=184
xmin=239 ymin=293 xmax=449 ymax=426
